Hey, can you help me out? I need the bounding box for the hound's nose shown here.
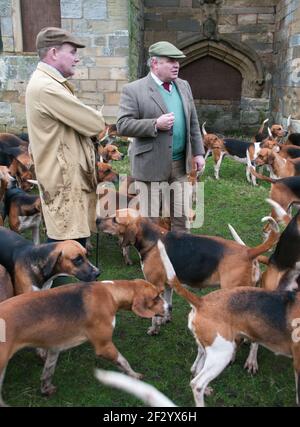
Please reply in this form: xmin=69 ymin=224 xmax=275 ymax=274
xmin=93 ymin=267 xmax=101 ymax=278
xmin=96 ymin=217 xmax=101 ymax=227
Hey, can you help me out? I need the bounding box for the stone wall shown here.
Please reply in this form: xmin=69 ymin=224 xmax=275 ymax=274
xmin=128 ymin=0 xmax=144 ymax=81
xmin=272 ymin=0 xmax=300 ymax=132
xmin=143 ymin=0 xmax=278 ymax=133
xmin=0 ymin=0 xmax=129 ymax=132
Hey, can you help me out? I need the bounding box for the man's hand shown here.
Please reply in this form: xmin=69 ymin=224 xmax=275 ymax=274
xmin=156 ymin=113 xmax=175 ymax=131
xmin=193 ymin=155 xmax=205 ymax=172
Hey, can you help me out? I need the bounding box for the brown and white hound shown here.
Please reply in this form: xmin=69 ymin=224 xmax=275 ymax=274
xmin=0 ymin=278 xmax=167 ymax=406
xmin=158 ymin=239 xmax=300 ymax=407
xmin=97 ymin=208 xmax=278 ymax=335
xmin=0 ymin=226 xmax=100 ymax=295
xmin=201 ymin=123 xmax=276 ymax=183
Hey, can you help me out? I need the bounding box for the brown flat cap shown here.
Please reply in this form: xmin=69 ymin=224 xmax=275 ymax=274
xmin=36 ymin=27 xmax=85 ymax=50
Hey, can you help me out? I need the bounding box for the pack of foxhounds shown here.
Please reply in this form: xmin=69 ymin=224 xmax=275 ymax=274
xmin=1 ymin=116 xmax=300 ymax=407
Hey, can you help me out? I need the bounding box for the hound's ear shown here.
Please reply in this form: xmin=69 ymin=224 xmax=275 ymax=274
xmin=132 ymin=297 xmax=155 ymax=318
xmin=121 ymin=226 xmax=137 ymax=247
xmin=267 ymin=151 xmax=275 ymax=163
xmin=41 ymin=249 xmax=62 ymax=278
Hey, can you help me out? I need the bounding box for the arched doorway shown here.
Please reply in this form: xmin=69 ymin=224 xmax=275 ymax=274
xmin=178 ymin=36 xmax=266 ymax=133
xmin=180 ymin=56 xmax=242 ymax=101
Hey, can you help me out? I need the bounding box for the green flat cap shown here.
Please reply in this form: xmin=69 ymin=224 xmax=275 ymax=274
xmin=36 ymin=27 xmax=85 ymax=50
xmin=149 ymin=41 xmax=186 ymax=59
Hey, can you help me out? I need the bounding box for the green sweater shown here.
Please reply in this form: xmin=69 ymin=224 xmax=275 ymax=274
xmin=157 ymin=83 xmax=186 ymax=161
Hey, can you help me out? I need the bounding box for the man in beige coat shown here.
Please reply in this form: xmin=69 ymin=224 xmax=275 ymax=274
xmin=117 ymin=41 xmax=205 ymax=231
xmin=26 ymin=27 xmax=105 ymax=246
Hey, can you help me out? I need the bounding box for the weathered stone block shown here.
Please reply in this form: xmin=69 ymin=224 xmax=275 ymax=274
xmin=242 ymin=32 xmax=273 ymax=44
xmin=80 ymin=80 xmax=97 ymax=92
xmin=73 ymin=67 xmax=89 ymax=79
xmin=237 ymin=14 xmax=257 ymax=25
xmin=0 ymin=101 xmax=11 ymax=115
xmin=114 ymin=47 xmax=129 ymax=56
xmin=1 ymin=90 xmax=19 ymax=102
xmin=144 ymin=0 xmax=179 ymax=6
xmin=102 ymin=105 xmax=119 ymax=117
xmin=11 ymin=103 xmax=26 ymax=127
xmin=72 ymin=19 xmax=93 ymax=34
xmin=108 ymin=36 xmax=129 ymax=49
xmin=97 ymin=80 xmax=117 ymax=92
xmin=110 ymin=68 xmax=127 ymax=80
xmin=61 ymin=0 xmax=83 ymax=19
xmin=290 ymin=34 xmax=300 ymax=47
xmin=167 ymin=19 xmax=200 ymax=32
xmin=96 ymin=57 xmax=127 ymax=67
xmin=258 ymin=14 xmax=275 ymax=24
xmin=2 ymin=37 xmax=14 ymax=52
xmin=104 ymin=92 xmax=120 ymax=105
xmin=219 ymin=15 xmax=237 ymax=25
xmin=61 ymin=19 xmax=73 ymax=32
xmin=89 ymin=67 xmax=110 ymax=79
xmin=0 ymin=0 xmax=11 ymax=17
xmin=83 ymin=0 xmax=107 ymax=20
xmin=1 ymin=17 xmax=13 ymax=36
xmin=79 ymin=92 xmax=104 ymax=103
xmin=240 ymin=111 xmax=260 ymax=125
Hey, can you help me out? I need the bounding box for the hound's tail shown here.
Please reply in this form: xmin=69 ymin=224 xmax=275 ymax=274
xmin=157 ymin=240 xmax=201 ymax=307
xmin=248 ymin=165 xmax=277 ymax=183
xmin=247 ymin=216 xmax=280 ymax=259
xmin=228 ymin=223 xmax=246 ymax=246
xmin=201 ymin=121 xmax=207 ymax=136
xmin=95 ymin=369 xmax=176 ymax=407
xmin=265 ymin=198 xmax=291 ymax=225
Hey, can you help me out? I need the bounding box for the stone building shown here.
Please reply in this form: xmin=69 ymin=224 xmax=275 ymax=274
xmin=0 ymin=0 xmax=300 ymax=134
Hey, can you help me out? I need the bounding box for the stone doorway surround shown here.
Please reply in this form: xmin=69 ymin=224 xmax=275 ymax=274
xmin=178 ymin=35 xmax=268 ymax=133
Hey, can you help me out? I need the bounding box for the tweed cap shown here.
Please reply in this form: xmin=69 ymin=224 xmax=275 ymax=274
xmin=149 ymin=41 xmax=186 ymax=59
xmin=36 ymin=27 xmax=85 ymax=50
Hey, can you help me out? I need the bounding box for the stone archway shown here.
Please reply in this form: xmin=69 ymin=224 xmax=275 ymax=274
xmin=178 ymin=36 xmax=268 ymax=133
xmin=180 ymin=36 xmax=265 ymax=98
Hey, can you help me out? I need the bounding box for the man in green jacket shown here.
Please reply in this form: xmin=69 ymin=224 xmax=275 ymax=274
xmin=117 ymin=41 xmax=205 ymax=231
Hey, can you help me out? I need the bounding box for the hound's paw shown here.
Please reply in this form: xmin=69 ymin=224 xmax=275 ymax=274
xmin=164 ymin=312 xmax=172 ymax=323
xmin=41 ymin=384 xmax=57 ymax=396
xmin=160 ymin=314 xmax=172 ymax=325
xmin=147 ymin=326 xmax=160 ymax=336
xmin=204 ymin=386 xmax=214 ymax=396
xmin=132 ymin=372 xmax=144 ymax=380
xmin=244 ymin=359 xmax=258 ymax=375
xmin=36 ymin=348 xmax=48 ymax=362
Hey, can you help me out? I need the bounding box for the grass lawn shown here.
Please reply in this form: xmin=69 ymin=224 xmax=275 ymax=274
xmin=2 ymin=152 xmax=296 ymax=407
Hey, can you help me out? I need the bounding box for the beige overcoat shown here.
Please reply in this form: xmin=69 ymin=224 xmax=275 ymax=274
xmin=26 ymin=62 xmax=105 ymax=240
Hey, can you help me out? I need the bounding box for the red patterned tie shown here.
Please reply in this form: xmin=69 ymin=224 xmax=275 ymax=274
xmin=162 ymin=82 xmax=171 ymax=92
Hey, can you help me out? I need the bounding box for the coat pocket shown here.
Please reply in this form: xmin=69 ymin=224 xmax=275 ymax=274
xmin=133 ymin=143 xmax=153 ymax=156
xmin=79 ymin=164 xmax=97 ymax=192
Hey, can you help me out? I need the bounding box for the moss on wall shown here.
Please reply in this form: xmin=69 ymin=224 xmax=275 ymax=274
xmin=128 ymin=0 xmax=144 ymax=81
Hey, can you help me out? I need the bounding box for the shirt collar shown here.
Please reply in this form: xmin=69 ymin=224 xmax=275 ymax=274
xmin=151 ymin=72 xmax=173 ymax=91
xmin=37 ymin=61 xmax=67 ymax=83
